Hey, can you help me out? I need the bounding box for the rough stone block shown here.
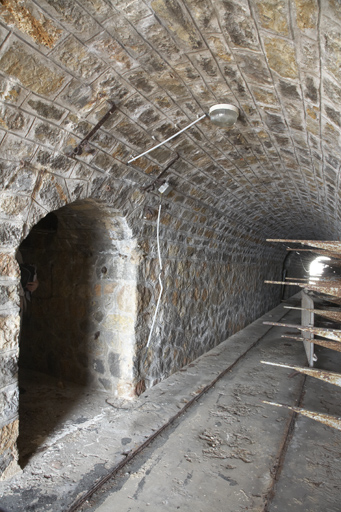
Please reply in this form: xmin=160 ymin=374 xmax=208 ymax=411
xmin=0 ymin=254 xmax=19 ymax=278
xmin=136 ymin=15 xmax=181 ymax=62
xmin=264 ymin=36 xmax=298 ymax=78
xmin=90 ymin=130 xmax=117 ymax=153
xmin=235 ymin=51 xmax=272 ymax=85
xmin=34 ymin=149 xmax=75 ymax=177
xmin=0 ymin=104 xmax=34 ymax=136
xmin=123 ymin=68 xmax=159 ymax=98
xmin=31 ymin=120 xmax=65 ymax=149
xmin=1 ymin=161 xmax=37 ymax=195
xmin=90 ymin=152 xmax=115 ymax=173
xmin=323 ymin=76 xmax=341 ymax=106
xmin=186 ymin=0 xmax=220 ymax=31
xmin=306 ymin=108 xmax=320 ymax=136
xmin=0 ymin=420 xmax=15 ymax=455
xmin=70 ymin=162 xmax=94 ymax=180
xmin=23 ymin=94 xmax=67 ymax=122
xmin=41 ymin=0 xmax=102 ymax=41
xmin=51 ymin=36 xmax=105 ymax=81
xmin=112 ymin=117 xmax=151 ymax=149
xmin=0 ymin=73 xmax=27 ymax=105
xmin=103 ymin=15 xmax=150 ymax=58
xmin=116 ymin=284 xmax=137 ymax=313
xmin=0 ymin=194 xmax=30 ymax=220
xmin=89 ymin=31 xmax=137 ymax=72
xmin=0 ymin=315 xmax=19 ymax=351
xmin=0 ymin=0 xmax=63 ymax=49
xmin=265 ymin=112 xmax=286 ymax=133
xmin=324 ymin=26 xmax=341 ymax=82
xmin=217 ymin=1 xmax=259 ymax=50
xmin=0 ymin=419 xmax=20 ymax=481
xmin=255 ymin=0 xmax=289 ymax=35
xmin=66 ymin=178 xmax=89 ymax=202
xmin=32 ymin=170 xmax=69 ymax=211
xmin=116 ymin=0 xmax=151 ymax=23
xmin=77 ymin=0 xmax=113 ymax=21
xmin=104 ymin=313 xmax=135 ymax=334
xmin=0 ymin=352 xmax=18 ymax=388
xmin=0 ymin=222 xmax=22 ymax=249
xmin=23 ymin=201 xmax=50 ymax=237
xmin=59 ymin=78 xmax=96 ymax=112
xmin=299 ymin=36 xmax=319 ymax=72
xmin=151 ymin=0 xmax=202 ymax=50
xmin=0 ymin=38 xmax=66 ymax=95
xmin=294 ymin=0 xmax=318 ymax=30
xmin=0 ymin=19 xmax=9 ymax=42
xmin=325 ymin=105 xmax=341 ymax=129
xmin=0 ymin=384 xmax=18 ymax=425
xmin=0 ymin=133 xmax=35 ymax=161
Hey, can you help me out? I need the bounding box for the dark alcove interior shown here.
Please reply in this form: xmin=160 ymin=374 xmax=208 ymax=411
xmin=17 ymin=200 xmax=137 ymax=466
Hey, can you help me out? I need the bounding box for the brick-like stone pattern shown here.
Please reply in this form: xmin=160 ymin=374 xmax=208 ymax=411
xmin=17 ymin=195 xmax=283 ymax=393
xmin=0 ymin=419 xmax=20 ymax=481
xmin=0 ymin=0 xmax=339 ymax=478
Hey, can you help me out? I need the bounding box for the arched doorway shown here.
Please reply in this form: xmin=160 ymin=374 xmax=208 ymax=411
xmin=17 ymin=199 xmax=138 ymax=465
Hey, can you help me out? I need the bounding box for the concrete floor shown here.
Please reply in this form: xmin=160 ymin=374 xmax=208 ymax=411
xmin=1 ymin=297 xmax=341 ymax=511
xmin=77 ymin=309 xmax=341 ymax=512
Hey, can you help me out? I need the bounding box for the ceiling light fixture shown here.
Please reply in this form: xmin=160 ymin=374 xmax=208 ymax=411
xmin=209 ymin=103 xmax=239 ymax=128
xmin=128 ymin=103 xmax=239 ymax=164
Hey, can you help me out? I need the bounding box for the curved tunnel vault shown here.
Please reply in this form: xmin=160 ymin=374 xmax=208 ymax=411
xmin=0 ymin=0 xmax=339 ymax=482
xmin=18 ymin=199 xmax=138 ymax=398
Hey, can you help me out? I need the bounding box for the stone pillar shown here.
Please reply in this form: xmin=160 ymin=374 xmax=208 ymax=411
xmin=0 ymin=252 xmax=21 ymax=480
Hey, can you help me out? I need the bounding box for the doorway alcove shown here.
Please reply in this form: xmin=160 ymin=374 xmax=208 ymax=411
xmin=17 ymin=199 xmax=139 ymax=464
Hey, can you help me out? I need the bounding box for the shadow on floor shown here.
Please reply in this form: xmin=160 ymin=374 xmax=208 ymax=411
xmin=18 ymin=369 xmax=109 ymax=468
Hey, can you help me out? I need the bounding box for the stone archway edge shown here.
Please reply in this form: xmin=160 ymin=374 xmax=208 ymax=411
xmin=0 ymin=301 xmax=293 ymax=511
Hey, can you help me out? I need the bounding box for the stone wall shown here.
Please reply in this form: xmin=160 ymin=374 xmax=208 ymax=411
xmin=0 ymin=165 xmax=285 ymax=478
xmin=139 ymin=234 xmax=282 ymax=385
xmin=14 ymin=190 xmax=285 ymax=394
xmin=0 ymin=0 xmax=336 ymax=482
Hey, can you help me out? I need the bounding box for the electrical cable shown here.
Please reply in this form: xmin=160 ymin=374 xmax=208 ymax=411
xmin=139 ymin=198 xmax=163 ymax=382
xmin=146 ymin=200 xmax=163 ymax=348
xmin=138 ymin=156 xmax=179 ymax=381
xmin=128 ymin=114 xmax=207 ymax=163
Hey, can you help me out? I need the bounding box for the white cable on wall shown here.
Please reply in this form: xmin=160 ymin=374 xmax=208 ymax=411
xmin=128 ymin=114 xmax=207 ymax=164
xmin=146 ymin=202 xmax=163 ymax=348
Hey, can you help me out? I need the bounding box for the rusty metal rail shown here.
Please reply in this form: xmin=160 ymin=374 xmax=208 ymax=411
xmin=281 ymin=334 xmax=341 ymax=352
xmin=265 ymin=280 xmax=341 ymax=298
xmin=285 ymin=277 xmax=309 ymax=281
xmin=286 ymin=247 xmax=341 ymax=263
xmin=264 ymin=237 xmax=341 ymax=433
xmin=284 ymin=277 xmax=340 ymax=281
xmin=263 ymin=401 xmax=341 ymax=431
xmin=267 ymin=239 xmax=341 ymax=253
xmin=261 ymin=361 xmax=341 ymax=387
xmin=283 ymin=306 xmax=341 ymax=323
xmin=290 ymin=276 xmax=341 ymax=283
xmin=264 ymin=320 xmax=341 ymax=342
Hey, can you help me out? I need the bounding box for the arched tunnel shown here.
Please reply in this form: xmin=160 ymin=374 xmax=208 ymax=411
xmin=0 ymin=0 xmax=340 ymax=509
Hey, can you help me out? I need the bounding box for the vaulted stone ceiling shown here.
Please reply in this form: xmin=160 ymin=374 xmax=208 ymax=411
xmin=0 ymin=0 xmax=340 ymax=242
xmin=2 ymin=1 xmax=341 ymax=481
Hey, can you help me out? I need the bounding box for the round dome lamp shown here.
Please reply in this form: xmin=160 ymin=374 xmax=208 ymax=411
xmin=209 ymin=104 xmax=239 ymax=128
